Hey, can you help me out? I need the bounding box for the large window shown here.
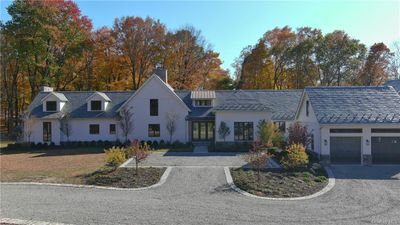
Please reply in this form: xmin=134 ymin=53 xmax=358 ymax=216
xmin=150 ymin=99 xmax=158 ymax=116
xmin=306 ymin=101 xmax=310 ymax=117
xmin=89 ymin=124 xmax=100 ymax=134
xmin=46 ymin=101 xmax=57 ymax=111
xmin=194 ymin=100 xmax=212 ymax=107
xmin=109 ymin=124 xmax=116 ymax=134
xmin=43 ymin=122 xmax=52 ymax=142
xmin=234 ymin=122 xmax=253 ymax=141
xmin=371 ymin=128 xmax=400 ymax=133
xmin=274 ymin=121 xmax=286 ymax=132
xmin=148 ymin=124 xmax=160 ymax=137
xmin=330 ymin=128 xmax=362 ymax=133
xmin=91 ymin=101 xmax=102 ymax=111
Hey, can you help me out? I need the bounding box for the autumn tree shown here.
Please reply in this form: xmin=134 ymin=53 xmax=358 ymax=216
xmin=315 ymin=30 xmax=366 ymax=86
xmin=113 ymin=16 xmax=166 ymax=90
xmin=244 ymin=141 xmax=271 ymax=182
xmin=357 ymin=43 xmax=392 ymax=86
xmin=125 ymin=140 xmax=150 ymax=175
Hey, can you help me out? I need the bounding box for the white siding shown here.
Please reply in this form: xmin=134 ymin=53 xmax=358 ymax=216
xmin=25 ymin=119 xmax=61 ymax=144
xmin=123 ymin=76 xmax=189 ymax=142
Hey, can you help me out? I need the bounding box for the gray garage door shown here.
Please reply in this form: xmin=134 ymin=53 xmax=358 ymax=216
xmin=372 ymin=137 xmax=400 ymax=164
xmin=330 ymin=137 xmax=361 ymax=164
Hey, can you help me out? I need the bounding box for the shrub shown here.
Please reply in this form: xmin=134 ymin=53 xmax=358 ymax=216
xmin=50 ymin=142 xmax=56 ymax=147
xmin=97 ymin=140 xmax=104 ymax=146
xmin=256 ymin=120 xmax=284 ymax=148
xmin=104 ymin=140 xmax=112 ymax=148
xmin=267 ymin=147 xmax=279 ymax=155
xmin=280 ymin=143 xmax=309 ymax=170
xmin=159 ymin=140 xmax=165 ymax=148
xmin=43 ymin=142 xmax=49 ymax=148
xmin=146 ymin=140 xmax=153 ymax=148
xmin=90 ymin=140 xmax=97 ymax=147
xmin=104 ymin=146 xmax=126 ymax=167
xmin=287 ymin=122 xmax=311 ymax=147
xmin=172 ymin=140 xmax=183 ymax=148
xmin=36 ymin=142 xmax=43 ymax=148
xmin=152 ymin=140 xmax=159 ymax=149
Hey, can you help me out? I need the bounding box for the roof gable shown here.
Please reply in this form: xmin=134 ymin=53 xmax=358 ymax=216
xmin=86 ymin=91 xmax=111 ymax=102
xmin=41 ymin=92 xmax=68 ymax=102
xmin=117 ymin=74 xmax=190 ymax=112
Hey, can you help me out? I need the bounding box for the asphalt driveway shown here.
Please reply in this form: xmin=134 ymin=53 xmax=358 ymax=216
xmin=1 ymin=162 xmax=399 ymax=225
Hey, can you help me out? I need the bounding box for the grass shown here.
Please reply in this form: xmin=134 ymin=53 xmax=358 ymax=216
xmin=85 ymin=167 xmax=166 ymax=188
xmin=0 ymin=147 xmax=105 ymax=184
xmin=231 ymin=168 xmax=328 ymax=198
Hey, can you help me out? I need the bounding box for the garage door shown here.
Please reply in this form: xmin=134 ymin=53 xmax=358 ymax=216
xmin=330 ymin=137 xmax=361 ymax=164
xmin=372 ymin=137 xmax=400 ymax=164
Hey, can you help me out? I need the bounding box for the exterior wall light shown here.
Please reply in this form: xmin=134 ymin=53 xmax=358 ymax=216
xmin=324 ymin=139 xmax=328 ymax=146
xmin=366 ymin=139 xmax=370 ymax=146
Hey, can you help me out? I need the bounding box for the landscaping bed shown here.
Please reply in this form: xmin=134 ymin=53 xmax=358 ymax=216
xmin=230 ymin=167 xmax=328 ymax=198
xmin=85 ymin=167 xmax=166 ymax=188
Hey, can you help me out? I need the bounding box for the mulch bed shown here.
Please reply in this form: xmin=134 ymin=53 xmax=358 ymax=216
xmin=84 ymin=167 xmax=166 ymax=188
xmin=231 ymin=168 xmax=328 ymax=198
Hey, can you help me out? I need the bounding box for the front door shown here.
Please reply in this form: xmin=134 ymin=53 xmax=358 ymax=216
xmin=192 ymin=121 xmax=214 ymax=141
xmin=43 ymin=122 xmax=52 ymax=143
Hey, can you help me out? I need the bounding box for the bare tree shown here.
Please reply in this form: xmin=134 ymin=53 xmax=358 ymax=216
xmin=118 ymin=107 xmax=133 ymax=143
xmin=166 ymin=112 xmax=178 ymax=142
xmin=22 ymin=111 xmax=33 ymax=143
xmin=59 ymin=113 xmax=72 ymax=143
xmin=218 ymin=121 xmax=230 ymax=142
xmin=125 ymin=140 xmax=150 ymax=175
xmin=389 ymin=41 xmax=400 ymax=79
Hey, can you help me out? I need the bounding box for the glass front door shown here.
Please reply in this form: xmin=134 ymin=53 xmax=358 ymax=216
xmin=192 ymin=121 xmax=214 ymax=141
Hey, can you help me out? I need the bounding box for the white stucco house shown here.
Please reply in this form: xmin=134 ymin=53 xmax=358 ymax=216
xmin=23 ymin=69 xmax=400 ymax=164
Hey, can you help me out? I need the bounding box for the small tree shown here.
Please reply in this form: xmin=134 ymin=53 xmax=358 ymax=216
xmin=287 ymin=122 xmax=311 ymax=147
xmin=22 ymin=112 xmax=33 ymax=143
xmin=280 ymin=143 xmax=309 ymax=170
xmin=125 ymin=140 xmax=150 ymax=175
xmin=166 ymin=112 xmax=178 ymax=142
xmin=256 ymin=120 xmax=283 ymax=148
xmin=218 ymin=121 xmax=230 ymax=141
xmin=118 ymin=107 xmax=134 ymax=143
xmin=244 ymin=141 xmax=271 ymax=183
xmin=59 ymin=113 xmax=72 ymax=143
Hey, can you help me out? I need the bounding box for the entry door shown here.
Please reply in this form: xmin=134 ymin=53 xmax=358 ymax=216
xmin=43 ymin=122 xmax=52 ymax=143
xmin=192 ymin=122 xmax=214 ymax=141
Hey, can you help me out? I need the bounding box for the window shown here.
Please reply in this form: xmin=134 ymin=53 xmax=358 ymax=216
xmin=234 ymin=122 xmax=253 ymax=141
xmin=306 ymin=101 xmax=310 ymax=117
xmin=109 ymin=124 xmax=116 ymax=134
xmin=330 ymin=128 xmax=362 ymax=133
xmin=274 ymin=121 xmax=286 ymax=132
xmin=148 ymin=124 xmax=160 ymax=137
xmin=310 ymin=134 xmax=314 ymax=151
xmin=194 ymin=100 xmax=212 ymax=107
xmin=150 ymin=99 xmax=158 ymax=116
xmin=43 ymin=122 xmax=52 ymax=142
xmin=46 ymin=101 xmax=57 ymax=111
xmin=371 ymin=128 xmax=400 ymax=133
xmin=91 ymin=101 xmax=102 ymax=111
xmin=89 ymin=124 xmax=100 ymax=134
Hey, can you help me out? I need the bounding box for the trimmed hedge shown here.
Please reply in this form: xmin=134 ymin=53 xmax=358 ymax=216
xmin=209 ymin=142 xmax=251 ymax=152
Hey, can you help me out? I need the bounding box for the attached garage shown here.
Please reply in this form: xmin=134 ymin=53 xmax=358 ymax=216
xmin=330 ymin=137 xmax=362 ymax=164
xmin=372 ymin=137 xmax=400 ymax=164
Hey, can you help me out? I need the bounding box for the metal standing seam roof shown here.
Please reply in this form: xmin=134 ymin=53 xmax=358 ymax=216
xmin=190 ymin=90 xmax=216 ymax=99
xmin=306 ymin=86 xmax=400 ymax=124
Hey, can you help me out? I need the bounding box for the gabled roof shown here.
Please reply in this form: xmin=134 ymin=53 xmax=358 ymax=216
xmin=384 ymin=80 xmax=400 ymax=93
xmin=41 ymin=92 xmax=68 ymax=102
xmin=86 ymin=91 xmax=111 ymax=102
xmin=29 ymin=91 xmax=132 ymax=119
xmin=117 ymin=74 xmax=190 ymax=112
xmin=191 ymin=90 xmax=216 ymax=99
xmin=305 ymin=86 xmax=400 ymax=124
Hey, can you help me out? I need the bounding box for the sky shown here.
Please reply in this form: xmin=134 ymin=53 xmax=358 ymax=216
xmin=1 ymin=0 xmax=400 ymax=73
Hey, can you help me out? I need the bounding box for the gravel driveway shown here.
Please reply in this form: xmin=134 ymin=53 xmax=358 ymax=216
xmin=1 ymin=161 xmax=399 ymax=225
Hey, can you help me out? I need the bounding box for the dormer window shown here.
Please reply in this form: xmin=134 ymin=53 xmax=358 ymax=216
xmin=46 ymin=101 xmax=57 ymax=112
xmin=190 ymin=90 xmax=216 ymax=107
xmin=194 ymin=100 xmax=212 ymax=107
xmin=86 ymin=92 xmax=110 ymax=112
xmin=91 ymin=101 xmax=102 ymax=111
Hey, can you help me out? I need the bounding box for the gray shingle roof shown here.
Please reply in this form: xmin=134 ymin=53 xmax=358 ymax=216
xmin=213 ymin=90 xmax=303 ymax=120
xmin=306 ymin=86 xmax=400 ymax=124
xmin=29 ymin=91 xmax=133 ymax=119
xmin=384 ymin=80 xmax=400 ymax=93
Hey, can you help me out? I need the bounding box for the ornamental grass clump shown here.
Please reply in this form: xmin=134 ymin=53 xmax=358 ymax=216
xmin=280 ymin=143 xmax=309 ymax=170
